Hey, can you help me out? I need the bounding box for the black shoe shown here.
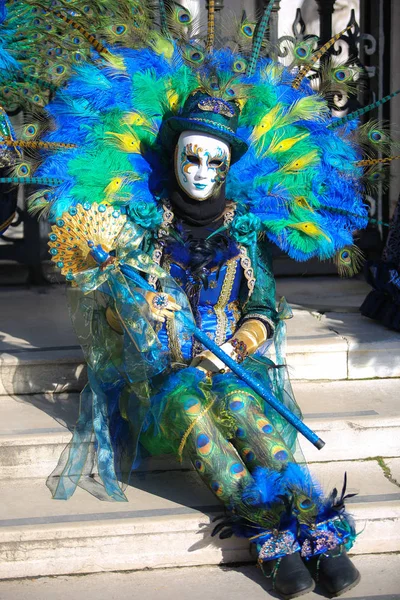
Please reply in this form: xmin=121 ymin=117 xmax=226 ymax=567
xmin=261 ymin=552 xmax=315 ymax=600
xmin=305 ymin=546 xmax=361 ymax=597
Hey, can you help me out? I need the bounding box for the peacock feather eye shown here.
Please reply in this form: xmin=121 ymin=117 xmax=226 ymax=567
xmin=190 ymin=50 xmax=203 ymax=62
xmin=233 ymin=59 xmax=247 ymax=73
xmin=56 ymin=65 xmax=65 ymax=74
xmin=332 ymin=67 xmax=355 ymax=83
xmin=226 ymin=88 xmax=235 ymax=97
xmin=177 ymin=9 xmax=191 ymax=24
xmin=25 ymin=125 xmax=36 ymax=136
xmin=335 ymin=70 xmax=346 ymax=81
xmin=17 ymin=164 xmax=30 ymax=176
xmin=241 ymin=24 xmax=255 ymax=38
xmin=296 ymin=47 xmax=307 ymax=58
xmin=113 ymin=24 xmax=127 ymax=35
xmin=369 ymin=130 xmax=383 ymax=142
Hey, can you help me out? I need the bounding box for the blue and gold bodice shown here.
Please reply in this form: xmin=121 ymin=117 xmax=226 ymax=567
xmin=158 ymin=255 xmax=244 ymax=362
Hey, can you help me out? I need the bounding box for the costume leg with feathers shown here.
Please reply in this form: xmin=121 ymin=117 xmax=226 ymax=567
xmin=140 ymin=366 xmax=356 ymax=566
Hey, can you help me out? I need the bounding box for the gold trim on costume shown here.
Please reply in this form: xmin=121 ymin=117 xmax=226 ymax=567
xmin=214 ymin=257 xmax=238 ymax=346
xmin=148 ymin=202 xmax=174 ymax=288
xmin=239 ymin=245 xmax=255 ymax=303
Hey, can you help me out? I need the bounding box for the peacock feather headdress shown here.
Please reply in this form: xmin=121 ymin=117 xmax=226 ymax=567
xmin=0 ymin=0 xmax=398 ymax=271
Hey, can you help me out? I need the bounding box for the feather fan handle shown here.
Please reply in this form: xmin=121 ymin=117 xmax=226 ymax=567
xmin=3 ymin=138 xmax=76 ymax=150
xmin=328 ymin=90 xmax=400 ymax=129
xmin=292 ymin=25 xmax=352 ymax=90
xmin=356 ymin=155 xmax=400 ymax=167
xmin=206 ymin=0 xmax=215 ymax=53
xmin=158 ymin=0 xmax=169 ymax=36
xmin=247 ymin=0 xmax=275 ymax=76
xmin=0 ymin=177 xmax=63 ymax=185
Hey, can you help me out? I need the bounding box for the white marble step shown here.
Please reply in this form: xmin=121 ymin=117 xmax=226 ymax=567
xmin=1 ymin=286 xmax=400 ymax=395
xmin=0 ymin=554 xmax=398 ymax=600
xmin=0 ymin=461 xmax=399 ymax=580
xmin=0 ymin=379 xmax=399 ymax=479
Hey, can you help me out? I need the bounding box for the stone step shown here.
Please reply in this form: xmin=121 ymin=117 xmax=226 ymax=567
xmin=0 ymin=554 xmax=398 ymax=600
xmin=1 ymin=284 xmax=400 ymax=395
xmin=0 ymin=460 xmax=399 ymax=580
xmin=1 ymin=379 xmax=399 ymax=479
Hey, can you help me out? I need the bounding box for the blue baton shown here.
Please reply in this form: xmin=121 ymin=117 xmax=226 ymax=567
xmin=91 ymin=246 xmax=325 ymax=450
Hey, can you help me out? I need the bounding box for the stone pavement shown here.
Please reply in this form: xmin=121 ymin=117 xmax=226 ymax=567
xmin=0 ymin=555 xmax=398 ymax=600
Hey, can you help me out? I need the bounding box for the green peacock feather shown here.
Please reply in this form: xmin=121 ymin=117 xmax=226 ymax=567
xmin=247 ymin=0 xmax=275 ymax=77
xmin=329 ymin=89 xmax=400 ymax=129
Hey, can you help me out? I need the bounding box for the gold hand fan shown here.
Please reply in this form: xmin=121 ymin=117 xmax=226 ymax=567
xmin=48 ymin=203 xmax=126 ymax=280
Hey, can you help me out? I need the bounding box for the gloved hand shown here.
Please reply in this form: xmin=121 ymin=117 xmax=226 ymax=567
xmin=145 ymin=291 xmax=181 ymax=323
xmin=190 ymin=319 xmax=269 ymax=375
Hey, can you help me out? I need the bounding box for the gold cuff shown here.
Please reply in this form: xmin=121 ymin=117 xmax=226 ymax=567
xmin=234 ymin=319 xmax=268 ymax=354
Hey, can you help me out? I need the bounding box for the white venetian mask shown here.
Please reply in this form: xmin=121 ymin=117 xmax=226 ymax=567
xmin=174 ymin=130 xmax=231 ymax=201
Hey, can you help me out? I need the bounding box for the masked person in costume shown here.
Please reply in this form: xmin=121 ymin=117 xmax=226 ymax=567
xmin=1 ymin=0 xmax=398 ymax=597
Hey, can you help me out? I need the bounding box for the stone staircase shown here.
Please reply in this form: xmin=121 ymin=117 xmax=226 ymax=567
xmin=0 ymin=280 xmax=399 ymax=581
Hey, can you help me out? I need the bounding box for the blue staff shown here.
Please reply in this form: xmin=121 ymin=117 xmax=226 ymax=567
xmin=90 ymin=243 xmax=325 ymax=451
